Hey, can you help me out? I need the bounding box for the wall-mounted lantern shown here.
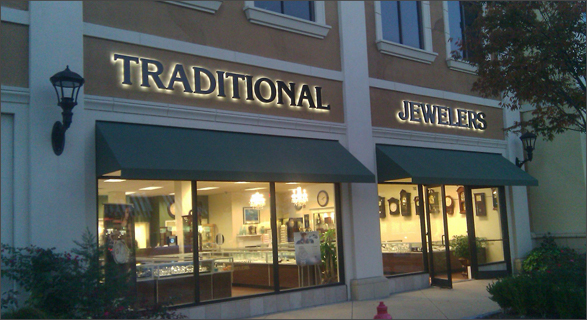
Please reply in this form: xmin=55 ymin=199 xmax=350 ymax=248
xmin=515 ymin=131 xmax=537 ymax=168
xmin=50 ymin=66 xmax=85 ymax=155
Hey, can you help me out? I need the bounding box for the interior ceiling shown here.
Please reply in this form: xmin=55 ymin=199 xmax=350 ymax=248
xmin=97 ymin=179 xmax=314 ymax=197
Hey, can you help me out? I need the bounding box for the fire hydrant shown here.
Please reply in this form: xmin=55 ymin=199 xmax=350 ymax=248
xmin=374 ymin=301 xmax=392 ymax=319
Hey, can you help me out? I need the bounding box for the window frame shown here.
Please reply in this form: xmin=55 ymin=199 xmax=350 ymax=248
xmin=162 ymin=1 xmax=222 ymax=14
xmin=375 ymin=1 xmax=437 ymax=64
xmin=243 ymin=1 xmax=331 ymax=39
xmin=443 ymin=1 xmax=477 ymax=74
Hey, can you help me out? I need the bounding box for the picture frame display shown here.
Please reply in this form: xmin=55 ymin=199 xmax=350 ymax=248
xmin=243 ymin=207 xmax=260 ymax=224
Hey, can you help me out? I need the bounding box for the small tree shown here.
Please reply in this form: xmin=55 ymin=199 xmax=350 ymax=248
xmin=455 ymin=1 xmax=586 ymax=140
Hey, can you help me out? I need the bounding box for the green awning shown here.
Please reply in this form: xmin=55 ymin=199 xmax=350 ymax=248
xmin=96 ymin=121 xmax=375 ymax=183
xmin=376 ymin=144 xmax=538 ymax=186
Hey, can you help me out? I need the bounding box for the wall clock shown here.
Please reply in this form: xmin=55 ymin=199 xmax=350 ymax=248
xmin=388 ymin=197 xmax=400 ymax=215
xmin=457 ymin=186 xmax=466 ymax=214
xmin=168 ymin=201 xmax=175 ymax=219
xmin=414 ymin=196 xmax=421 ymax=215
xmin=400 ymin=189 xmax=411 ymax=216
xmin=378 ymin=196 xmax=386 ymax=218
xmin=445 ymin=196 xmax=454 ymax=214
xmin=317 ymin=190 xmax=329 ymax=207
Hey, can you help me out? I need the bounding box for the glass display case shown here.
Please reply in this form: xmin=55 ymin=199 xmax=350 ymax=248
xmin=381 ymin=241 xmax=423 ymax=253
xmin=136 ymin=256 xmax=233 ymax=280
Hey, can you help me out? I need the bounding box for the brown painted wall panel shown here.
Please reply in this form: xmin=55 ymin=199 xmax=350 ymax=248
xmin=1 ymin=22 xmax=29 ymax=88
xmin=370 ymin=87 xmax=504 ymax=140
xmin=83 ymin=1 xmax=341 ymax=71
xmin=365 ymin=1 xmax=482 ymax=97
xmin=1 ymin=1 xmax=28 ymax=11
xmin=84 ymin=37 xmax=344 ymax=123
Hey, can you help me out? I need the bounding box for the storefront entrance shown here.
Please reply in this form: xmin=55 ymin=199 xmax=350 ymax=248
xmin=376 ymin=144 xmax=537 ymax=288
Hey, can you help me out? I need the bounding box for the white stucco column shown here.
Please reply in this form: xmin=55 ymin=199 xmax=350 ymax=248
xmin=28 ymin=1 xmax=86 ymax=250
xmin=338 ymin=1 xmax=388 ymax=300
xmin=502 ymin=106 xmax=533 ymax=269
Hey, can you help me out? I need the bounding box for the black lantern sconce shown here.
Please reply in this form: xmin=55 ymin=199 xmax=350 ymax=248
xmin=515 ymin=131 xmax=537 ymax=168
xmin=50 ymin=66 xmax=85 ymax=155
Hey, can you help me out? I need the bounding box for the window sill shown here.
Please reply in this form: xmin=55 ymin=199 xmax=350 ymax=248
xmin=163 ymin=1 xmax=222 ymax=14
xmin=243 ymin=5 xmax=331 ymax=39
xmin=446 ymin=59 xmax=477 ymax=75
xmin=376 ymin=40 xmax=437 ymax=64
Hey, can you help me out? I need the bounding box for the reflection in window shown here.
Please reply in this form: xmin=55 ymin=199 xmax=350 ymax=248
xmin=378 ymin=184 xmax=426 ymax=275
xmin=255 ymin=1 xmax=315 ymax=21
xmin=447 ymin=1 xmax=477 ymax=60
xmin=381 ymin=1 xmax=423 ymax=49
xmin=276 ymin=183 xmax=339 ymax=289
xmin=98 ymin=179 xmax=195 ymax=307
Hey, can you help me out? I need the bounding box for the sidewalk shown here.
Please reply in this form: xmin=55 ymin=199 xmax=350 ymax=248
xmin=251 ymin=279 xmax=501 ymax=319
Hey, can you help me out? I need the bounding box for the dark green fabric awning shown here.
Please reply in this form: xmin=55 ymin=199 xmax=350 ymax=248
xmin=376 ymin=144 xmax=538 ymax=186
xmin=96 ymin=121 xmax=375 ymax=183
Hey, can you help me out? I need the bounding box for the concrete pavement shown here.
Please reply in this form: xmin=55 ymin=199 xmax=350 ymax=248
xmin=251 ymin=279 xmax=501 ymax=319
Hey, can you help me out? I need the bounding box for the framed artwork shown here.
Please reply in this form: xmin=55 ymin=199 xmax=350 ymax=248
xmin=388 ymin=197 xmax=400 ymax=215
xmin=474 ymin=193 xmax=487 ymax=216
xmin=243 ymin=207 xmax=260 ymax=224
xmin=304 ymin=214 xmax=310 ymax=228
xmin=379 ymin=196 xmax=386 ymax=218
xmin=400 ymin=190 xmax=411 ymax=216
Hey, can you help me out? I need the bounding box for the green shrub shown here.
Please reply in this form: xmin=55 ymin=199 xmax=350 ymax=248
xmin=487 ymin=234 xmax=586 ymax=319
xmin=1 ymin=230 xmax=185 ymax=319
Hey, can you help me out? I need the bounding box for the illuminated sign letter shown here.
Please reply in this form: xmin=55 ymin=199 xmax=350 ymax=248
xmin=315 ymin=87 xmax=330 ymax=110
xmin=255 ymin=78 xmax=276 ymax=103
xmin=277 ymin=81 xmax=296 ymax=106
xmin=410 ymin=102 xmax=422 ymax=122
xmin=398 ymin=101 xmax=409 ymax=120
xmin=193 ymin=67 xmax=216 ymax=94
xmin=140 ymin=58 xmax=167 ymax=89
xmin=166 ymin=64 xmax=192 ymax=92
xmin=421 ymin=104 xmax=437 ymax=124
xmin=297 ymin=85 xmax=316 ymax=108
xmin=477 ymin=113 xmax=487 ymax=130
xmin=113 ymin=54 xmax=139 ymax=85
xmin=216 ymin=71 xmax=226 ymax=97
xmin=225 ymin=72 xmax=246 ymax=99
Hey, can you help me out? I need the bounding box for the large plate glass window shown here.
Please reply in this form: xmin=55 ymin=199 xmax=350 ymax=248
xmin=197 ymin=181 xmax=273 ymax=300
xmin=98 ymin=179 xmax=194 ymax=306
xmin=378 ymin=184 xmax=426 ymax=276
xmin=381 ymin=1 xmax=423 ymax=49
xmin=275 ymin=182 xmax=340 ymax=289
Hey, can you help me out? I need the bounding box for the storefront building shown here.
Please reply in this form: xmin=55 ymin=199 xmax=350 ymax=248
xmin=1 ymin=1 xmax=544 ymax=318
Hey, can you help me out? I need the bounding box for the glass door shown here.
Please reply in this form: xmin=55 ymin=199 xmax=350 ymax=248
xmin=425 ymin=185 xmax=452 ymax=288
xmin=467 ymin=186 xmax=511 ymax=279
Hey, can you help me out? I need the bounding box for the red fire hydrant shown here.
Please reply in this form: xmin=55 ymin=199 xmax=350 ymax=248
xmin=374 ymin=301 xmax=392 ymax=319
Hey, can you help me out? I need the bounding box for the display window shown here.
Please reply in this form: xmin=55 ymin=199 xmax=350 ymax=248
xmin=275 ymin=182 xmax=340 ymax=290
xmin=97 ymin=179 xmax=343 ymax=307
xmin=377 ymin=184 xmax=426 ymax=276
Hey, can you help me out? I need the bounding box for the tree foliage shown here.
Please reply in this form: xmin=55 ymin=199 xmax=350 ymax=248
xmin=456 ymin=1 xmax=586 ymax=140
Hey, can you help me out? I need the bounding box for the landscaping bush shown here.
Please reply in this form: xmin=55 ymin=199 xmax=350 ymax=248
xmin=486 ymin=234 xmax=586 ymax=319
xmin=1 ymin=230 xmax=185 ymax=319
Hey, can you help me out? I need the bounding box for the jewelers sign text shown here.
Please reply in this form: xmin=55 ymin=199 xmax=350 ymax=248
xmin=398 ymin=100 xmax=487 ymax=131
xmin=113 ymin=54 xmax=330 ymax=110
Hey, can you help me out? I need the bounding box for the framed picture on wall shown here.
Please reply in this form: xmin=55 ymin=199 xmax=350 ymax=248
xmin=474 ymin=193 xmax=487 ymax=216
xmin=304 ymin=214 xmax=310 ymax=229
xmin=243 ymin=207 xmax=260 ymax=224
